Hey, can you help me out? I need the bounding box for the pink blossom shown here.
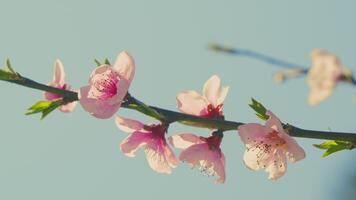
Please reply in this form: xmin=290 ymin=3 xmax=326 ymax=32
xmin=307 ymin=49 xmax=343 ymax=106
xmin=44 ymin=59 xmax=76 ymax=112
xmin=238 ymin=111 xmax=305 ymax=180
xmin=177 ymin=75 xmax=229 ymax=118
xmin=116 ymin=116 xmax=178 ymax=174
xmin=79 ymin=51 xmax=135 ymax=119
xmin=169 ymin=133 xmax=226 ymax=183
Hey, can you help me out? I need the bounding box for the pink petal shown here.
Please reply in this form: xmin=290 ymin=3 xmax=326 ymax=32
xmin=283 ymin=136 xmax=306 ymax=162
xmin=169 ymin=133 xmax=203 ymax=149
xmin=214 ymin=152 xmax=226 ymax=184
xmin=238 ymin=123 xmax=268 ymax=144
xmin=202 ymin=75 xmax=221 ymax=106
xmin=306 ymin=49 xmax=342 ymax=106
xmin=265 ymin=110 xmax=285 ymax=134
xmin=59 ymin=101 xmax=77 ymax=113
xmin=120 ymin=131 xmax=152 ymax=157
xmin=164 ymin=144 xmax=179 ymax=168
xmin=53 ymin=59 xmax=66 ymax=86
xmin=106 ymin=78 xmax=130 ymax=106
xmin=115 ymin=116 xmax=145 ymax=133
xmin=179 ymin=143 xmax=209 ymax=167
xmin=265 ymin=150 xmax=287 ymax=181
xmin=308 ymin=88 xmax=333 ymax=106
xmin=176 ymin=91 xmax=208 ymax=115
xmin=79 ymin=85 xmax=121 ymax=119
xmin=113 ymin=51 xmax=135 ymax=83
xmin=144 ymin=139 xmax=176 ymax=174
xmin=217 ymin=86 xmax=229 ymax=106
xmin=242 ymin=146 xmax=272 ymax=171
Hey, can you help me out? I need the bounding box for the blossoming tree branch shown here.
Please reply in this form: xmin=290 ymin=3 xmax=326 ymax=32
xmin=210 ymin=43 xmax=356 ymax=106
xmin=0 ymin=51 xmax=355 ymax=183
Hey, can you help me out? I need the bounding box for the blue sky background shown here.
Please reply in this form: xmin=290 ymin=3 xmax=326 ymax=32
xmin=0 ymin=0 xmax=355 ymax=199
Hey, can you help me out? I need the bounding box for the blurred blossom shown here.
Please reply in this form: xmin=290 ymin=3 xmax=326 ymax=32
xmin=307 ymin=49 xmax=343 ymax=106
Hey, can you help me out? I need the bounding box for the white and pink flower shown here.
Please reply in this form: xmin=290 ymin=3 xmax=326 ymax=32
xmin=238 ymin=111 xmax=305 ymax=180
xmin=307 ymin=49 xmax=343 ymax=106
xmin=44 ymin=59 xmax=76 ymax=112
xmin=79 ymin=51 xmax=135 ymax=119
xmin=116 ymin=116 xmax=178 ymax=174
xmin=177 ymin=75 xmax=229 ymax=118
xmin=169 ymin=133 xmax=226 ymax=183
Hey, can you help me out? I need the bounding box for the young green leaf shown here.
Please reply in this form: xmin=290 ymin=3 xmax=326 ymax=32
xmin=104 ymin=58 xmax=111 ymax=65
xmin=94 ymin=59 xmax=101 ymax=66
xmin=313 ymin=140 xmax=355 ymax=157
xmin=26 ymin=99 xmax=63 ymax=119
xmin=249 ymin=98 xmax=269 ymax=121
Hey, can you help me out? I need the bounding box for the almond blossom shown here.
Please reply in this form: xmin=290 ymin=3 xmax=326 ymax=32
xmin=307 ymin=49 xmax=343 ymax=106
xmin=44 ymin=59 xmax=77 ymax=112
xmin=177 ymin=75 xmax=229 ymax=118
xmin=238 ymin=111 xmax=305 ymax=180
xmin=169 ymin=132 xmax=226 ymax=183
xmin=79 ymin=51 xmax=135 ymax=119
xmin=116 ymin=116 xmax=178 ymax=174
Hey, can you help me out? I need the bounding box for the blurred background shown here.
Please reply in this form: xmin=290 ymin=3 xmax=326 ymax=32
xmin=0 ymin=0 xmax=355 ymax=199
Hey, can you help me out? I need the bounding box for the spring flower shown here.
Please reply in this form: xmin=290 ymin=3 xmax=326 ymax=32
xmin=44 ymin=59 xmax=76 ymax=112
xmin=116 ymin=116 xmax=178 ymax=174
xmin=79 ymin=51 xmax=135 ymax=119
xmin=169 ymin=132 xmax=226 ymax=183
xmin=177 ymin=75 xmax=229 ymax=118
xmin=307 ymin=49 xmax=343 ymax=106
xmin=238 ymin=111 xmax=305 ymax=180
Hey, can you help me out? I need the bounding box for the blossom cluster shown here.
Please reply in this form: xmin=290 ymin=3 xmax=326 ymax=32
xmin=39 ymin=51 xmax=312 ymax=183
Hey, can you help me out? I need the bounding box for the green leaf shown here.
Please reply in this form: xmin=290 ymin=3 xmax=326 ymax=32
xmin=104 ymin=58 xmax=111 ymax=65
xmin=313 ymin=140 xmax=354 ymax=157
xmin=26 ymin=100 xmax=63 ymax=119
xmin=94 ymin=59 xmax=101 ymax=66
xmin=249 ymin=98 xmax=269 ymax=121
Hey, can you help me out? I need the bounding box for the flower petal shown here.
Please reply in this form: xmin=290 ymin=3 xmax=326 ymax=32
xmin=306 ymin=49 xmax=342 ymax=106
xmin=164 ymin=144 xmax=179 ymax=168
xmin=79 ymin=85 xmax=121 ymax=119
xmin=169 ymin=133 xmax=202 ymax=149
xmin=113 ymin=51 xmax=135 ymax=83
xmin=242 ymin=147 xmax=272 ymax=171
xmin=176 ymin=91 xmax=208 ymax=115
xmin=115 ymin=116 xmax=145 ymax=133
xmin=238 ymin=123 xmax=268 ymax=144
xmin=284 ymin=136 xmax=306 ymax=162
xmin=265 ymin=110 xmax=285 ymax=134
xmin=53 ymin=59 xmax=66 ymax=86
xmin=59 ymin=101 xmax=77 ymax=113
xmin=202 ymin=75 xmax=221 ymax=106
xmin=120 ymin=131 xmax=151 ymax=157
xmin=145 ymin=139 xmax=174 ymax=174
xmin=179 ymin=143 xmax=209 ymax=167
xmin=265 ymin=150 xmax=287 ymax=181
xmin=214 ymin=152 xmax=226 ymax=184
xmin=217 ymin=86 xmax=229 ymax=105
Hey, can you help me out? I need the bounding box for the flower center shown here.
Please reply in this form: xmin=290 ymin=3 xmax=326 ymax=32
xmin=91 ymin=70 xmax=119 ymax=100
xmin=203 ymin=104 xmax=224 ymax=118
xmin=204 ymin=134 xmax=223 ymax=151
xmin=145 ymin=124 xmax=167 ymax=140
